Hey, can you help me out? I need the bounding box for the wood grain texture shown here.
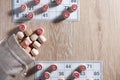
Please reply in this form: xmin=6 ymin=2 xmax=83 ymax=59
xmin=0 ymin=0 xmax=120 ymax=80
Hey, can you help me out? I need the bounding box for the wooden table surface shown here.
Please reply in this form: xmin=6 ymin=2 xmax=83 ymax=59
xmin=0 ymin=0 xmax=120 ymax=80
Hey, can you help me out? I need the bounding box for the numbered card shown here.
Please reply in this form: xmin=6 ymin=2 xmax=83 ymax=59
xmin=35 ymin=61 xmax=102 ymax=80
xmin=12 ymin=0 xmax=80 ymax=22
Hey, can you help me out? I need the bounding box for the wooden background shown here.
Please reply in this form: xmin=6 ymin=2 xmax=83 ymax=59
xmin=0 ymin=0 xmax=120 ymax=80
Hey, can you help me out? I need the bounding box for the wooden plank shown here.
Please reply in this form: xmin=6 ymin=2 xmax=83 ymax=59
xmin=0 ymin=0 xmax=120 ymax=80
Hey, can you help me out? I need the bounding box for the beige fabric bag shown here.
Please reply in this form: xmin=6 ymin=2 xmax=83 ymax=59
xmin=0 ymin=34 xmax=34 ymax=80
